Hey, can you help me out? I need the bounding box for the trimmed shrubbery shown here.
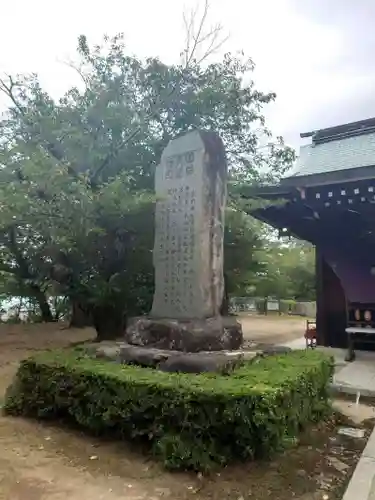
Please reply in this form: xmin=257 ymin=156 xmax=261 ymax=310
xmin=4 ymin=349 xmax=333 ymax=471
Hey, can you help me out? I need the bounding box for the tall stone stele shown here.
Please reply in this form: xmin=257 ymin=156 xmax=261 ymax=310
xmin=125 ymin=130 xmax=243 ymax=352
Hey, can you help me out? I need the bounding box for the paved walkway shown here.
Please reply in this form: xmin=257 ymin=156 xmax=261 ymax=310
xmin=280 ymin=338 xmax=375 ymax=397
xmin=333 ymin=355 xmax=375 ymax=397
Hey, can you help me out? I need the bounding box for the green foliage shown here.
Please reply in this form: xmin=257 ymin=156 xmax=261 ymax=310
xmin=254 ymin=240 xmax=316 ymax=300
xmin=5 ymin=349 xmax=333 ymax=471
xmin=0 ymin=227 xmax=54 ymax=321
xmin=0 ymin=33 xmax=295 ymax=334
xmin=0 ymin=35 xmax=294 ymax=335
xmin=224 ymin=208 xmax=265 ymax=296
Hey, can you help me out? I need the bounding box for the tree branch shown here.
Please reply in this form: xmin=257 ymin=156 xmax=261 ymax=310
xmin=184 ymin=0 xmax=209 ymax=67
xmin=0 ymin=75 xmax=80 ymax=181
xmin=182 ymin=0 xmax=229 ymax=66
xmin=91 ymin=1 xmax=229 ymax=185
xmin=57 ymin=57 xmax=90 ymax=91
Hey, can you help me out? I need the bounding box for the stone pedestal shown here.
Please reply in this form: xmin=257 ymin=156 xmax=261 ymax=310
xmin=126 ymin=130 xmax=243 ymax=352
xmin=124 ymin=316 xmax=243 ymax=352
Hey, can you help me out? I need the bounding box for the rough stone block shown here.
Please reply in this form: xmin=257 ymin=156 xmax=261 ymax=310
xmin=124 ymin=316 xmax=243 ymax=352
xmin=256 ymin=345 xmax=292 ymax=356
xmin=119 ymin=345 xmax=172 ymax=368
xmin=158 ymin=351 xmax=243 ymax=374
xmin=89 ymin=342 xmax=122 ymax=361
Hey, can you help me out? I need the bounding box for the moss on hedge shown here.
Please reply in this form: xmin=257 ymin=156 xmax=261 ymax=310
xmin=4 ymin=349 xmax=334 ymax=471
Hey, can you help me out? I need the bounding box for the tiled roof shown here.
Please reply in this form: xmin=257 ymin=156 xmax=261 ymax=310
xmin=286 ymin=131 xmax=375 ymax=178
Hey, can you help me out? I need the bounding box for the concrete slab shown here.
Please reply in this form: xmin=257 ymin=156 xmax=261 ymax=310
xmin=342 ymin=456 xmax=375 ymax=500
xmin=342 ymin=426 xmax=375 ymax=500
xmin=332 ymin=354 xmax=375 ymax=397
xmin=335 ymin=363 xmax=375 ymax=391
xmin=363 ymin=425 xmax=375 ymax=460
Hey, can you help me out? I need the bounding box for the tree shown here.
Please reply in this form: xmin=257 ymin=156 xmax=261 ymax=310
xmin=0 ymin=23 xmax=294 ymax=338
xmin=0 ymin=225 xmax=54 ymax=322
xmin=282 ymin=241 xmax=316 ymax=300
xmin=224 ymin=209 xmax=265 ymax=293
xmin=254 ymin=239 xmax=316 ymax=300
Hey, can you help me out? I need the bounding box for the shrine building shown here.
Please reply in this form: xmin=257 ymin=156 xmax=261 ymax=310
xmin=247 ymin=117 xmax=375 ymax=350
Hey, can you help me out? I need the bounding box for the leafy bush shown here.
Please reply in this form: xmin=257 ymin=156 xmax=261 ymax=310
xmin=4 ymin=349 xmax=333 ymax=471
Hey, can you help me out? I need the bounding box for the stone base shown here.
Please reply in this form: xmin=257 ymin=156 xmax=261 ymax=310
xmin=88 ymin=341 xmax=290 ymax=374
xmin=119 ymin=344 xmax=255 ymax=374
xmin=252 ymin=344 xmax=292 ymax=356
xmin=124 ymin=316 xmax=243 ymax=352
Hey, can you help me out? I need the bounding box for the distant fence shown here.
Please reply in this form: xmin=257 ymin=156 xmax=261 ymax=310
xmin=0 ymin=296 xmax=68 ymax=323
xmin=229 ymin=297 xmax=316 ymax=318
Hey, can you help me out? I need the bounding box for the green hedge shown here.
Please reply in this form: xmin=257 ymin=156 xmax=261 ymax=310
xmin=4 ymin=349 xmax=333 ymax=471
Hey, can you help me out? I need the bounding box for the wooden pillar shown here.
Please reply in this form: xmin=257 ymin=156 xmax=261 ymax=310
xmin=315 ymin=247 xmax=326 ymax=346
xmin=316 ymin=247 xmax=347 ymax=348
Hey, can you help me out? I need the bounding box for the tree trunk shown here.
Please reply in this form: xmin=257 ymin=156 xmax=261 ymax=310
xmin=92 ymin=305 xmax=126 ymax=341
xmin=69 ymin=300 xmax=91 ymax=328
xmin=6 ymin=226 xmax=54 ymax=322
xmin=31 ymin=286 xmax=54 ymax=322
xmin=220 ymin=273 xmax=230 ymax=316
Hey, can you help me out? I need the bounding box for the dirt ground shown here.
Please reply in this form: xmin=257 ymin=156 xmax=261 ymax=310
xmin=239 ymin=313 xmax=306 ymax=345
xmin=0 ymin=317 xmax=362 ymax=500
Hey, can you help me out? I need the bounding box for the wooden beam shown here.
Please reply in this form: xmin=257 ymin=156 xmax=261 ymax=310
xmin=281 ymin=165 xmax=375 ymax=188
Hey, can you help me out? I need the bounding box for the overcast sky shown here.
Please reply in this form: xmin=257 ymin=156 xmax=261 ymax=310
xmin=0 ymin=0 xmax=374 ymax=148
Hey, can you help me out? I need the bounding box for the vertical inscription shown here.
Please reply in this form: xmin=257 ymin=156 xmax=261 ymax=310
xmin=153 ymin=150 xmax=197 ymax=317
xmin=165 ymin=152 xmax=195 ymax=181
xmin=152 ymin=130 xmax=227 ymax=320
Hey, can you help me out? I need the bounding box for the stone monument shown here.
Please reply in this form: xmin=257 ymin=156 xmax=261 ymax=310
xmin=125 ymin=130 xmax=243 ymax=352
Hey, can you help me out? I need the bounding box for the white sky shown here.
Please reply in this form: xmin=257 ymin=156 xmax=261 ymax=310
xmin=0 ymin=0 xmax=373 ymax=148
